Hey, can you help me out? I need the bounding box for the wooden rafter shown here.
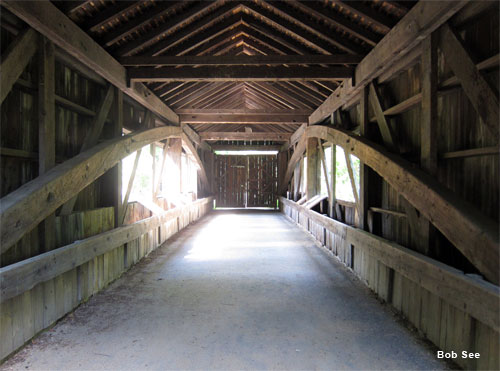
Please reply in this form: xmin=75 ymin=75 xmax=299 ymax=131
xmin=2 ymin=0 xmax=179 ymax=124
xmin=309 ymin=0 xmax=468 ymax=124
xmin=114 ymin=1 xmax=219 ymax=56
xmin=243 ymin=1 xmax=364 ymax=55
xmin=150 ymin=9 xmax=244 ymax=57
xmin=334 ymin=1 xmax=395 ymax=33
xmin=271 ymin=0 xmax=380 ymax=47
xmin=98 ymin=2 xmax=184 ymax=46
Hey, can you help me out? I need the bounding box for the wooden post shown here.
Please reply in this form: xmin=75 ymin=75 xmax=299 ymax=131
xmin=331 ymin=143 xmax=337 ymax=219
xmin=417 ymin=32 xmax=439 ymax=256
xmin=359 ymin=85 xmax=369 ymax=230
xmin=38 ymin=37 xmax=56 ymax=252
xmin=344 ymin=150 xmax=361 ymax=218
xmin=119 ymin=149 xmax=142 ymax=225
xmin=306 ymin=137 xmax=319 ymax=200
xmin=154 ymin=140 xmax=170 ymax=198
xmin=421 ymin=33 xmax=438 ymax=175
xmin=169 ymin=138 xmax=183 ymax=200
xmin=59 ymin=85 xmax=115 ymax=215
xmin=112 ymin=88 xmax=123 ymax=227
xmin=317 ymin=138 xmax=332 ymax=216
xmin=369 ymin=82 xmax=398 ymax=152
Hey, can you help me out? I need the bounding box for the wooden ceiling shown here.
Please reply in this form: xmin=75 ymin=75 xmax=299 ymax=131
xmin=51 ymin=0 xmax=413 ymax=134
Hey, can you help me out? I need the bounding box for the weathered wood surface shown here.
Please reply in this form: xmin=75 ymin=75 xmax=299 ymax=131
xmin=119 ymin=54 xmax=363 ymax=66
xmin=279 ymin=136 xmax=307 ymax=195
xmin=280 ymin=197 xmax=500 ymax=333
xmin=59 ymin=85 xmax=115 ymax=216
xmin=38 ymin=37 xmax=56 ymax=253
xmin=128 ymin=66 xmax=354 ymax=82
xmin=2 ymin=0 xmax=179 ymax=124
xmin=179 ymin=113 xmax=308 ymax=124
xmin=439 ymin=23 xmax=499 ymax=140
xmin=0 ymin=198 xmax=213 ymax=303
xmin=305 ymin=125 xmax=499 ymax=284
xmin=0 ymin=126 xmax=182 ymax=254
xmin=181 ymin=133 xmax=211 ymax=193
xmin=200 ymin=132 xmax=291 ymax=142
xmin=309 ymin=1 xmax=467 ymax=123
xmin=0 ymin=28 xmax=38 ymax=104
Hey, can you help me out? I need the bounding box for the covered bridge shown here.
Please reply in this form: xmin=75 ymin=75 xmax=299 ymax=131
xmin=0 ymin=0 xmax=498 ymax=369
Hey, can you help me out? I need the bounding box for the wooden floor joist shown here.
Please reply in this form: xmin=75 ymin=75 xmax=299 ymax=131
xmin=0 ymin=126 xmax=182 ymax=254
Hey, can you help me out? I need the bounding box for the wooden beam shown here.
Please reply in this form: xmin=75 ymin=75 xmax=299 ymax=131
xmin=0 ymin=126 xmax=182 ymax=254
xmin=359 ymin=85 xmax=369 ymax=230
xmin=280 ymin=197 xmax=500 ymax=333
xmin=179 ymin=113 xmax=308 ymax=124
xmin=439 ymin=23 xmax=499 ymax=140
xmin=38 ymin=36 xmax=56 ymax=253
xmin=211 ymin=144 xmax=281 ymax=151
xmin=176 ymin=108 xmax=312 ymax=115
xmin=0 ymin=28 xmax=38 ymax=104
xmin=128 ymin=66 xmax=353 ymax=82
xmin=280 ymin=136 xmax=307 ymax=195
xmin=181 ymin=133 xmax=211 ymax=193
xmin=369 ymin=82 xmax=398 ymax=152
xmin=317 ymin=138 xmax=332 ymax=215
xmin=59 ymin=85 xmax=115 ymax=215
xmin=370 ymin=207 xmax=406 ymax=218
xmin=154 ymin=140 xmax=170 ymax=198
xmin=112 ymin=87 xmax=124 ymax=228
xmin=242 ymin=2 xmax=364 ymax=55
xmin=119 ymin=149 xmax=142 ymax=225
xmin=369 ymin=53 xmax=500 ymax=122
xmin=200 ymin=132 xmax=291 ymax=142
xmin=288 ymin=1 xmax=381 ymax=46
xmin=0 ymin=197 xmax=213 ymax=303
xmin=344 ymin=150 xmax=360 ymax=218
xmin=335 ymin=1 xmax=394 ymax=33
xmin=181 ymin=124 xmax=211 ymax=152
xmin=441 ymin=146 xmax=499 ymax=159
xmin=306 ymin=125 xmax=499 ymax=284
xmin=119 ymin=54 xmax=363 ymax=66
xmin=113 ymin=2 xmax=217 ymax=56
xmin=99 ymin=2 xmax=183 ymax=46
xmin=309 ymin=1 xmax=467 ymax=124
xmin=2 ymin=0 xmax=179 ymax=124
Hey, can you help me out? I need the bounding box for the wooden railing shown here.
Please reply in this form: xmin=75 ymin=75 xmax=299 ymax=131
xmin=0 ymin=197 xmax=212 ymax=360
xmin=280 ymin=197 xmax=499 ymax=369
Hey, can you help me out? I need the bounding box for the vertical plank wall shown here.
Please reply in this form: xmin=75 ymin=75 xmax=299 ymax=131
xmin=281 ymin=200 xmax=499 ymax=370
xmin=0 ymin=31 xmax=214 ymax=360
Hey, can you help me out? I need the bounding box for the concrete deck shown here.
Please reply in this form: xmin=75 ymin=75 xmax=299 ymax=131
xmin=2 ymin=210 xmax=447 ymax=370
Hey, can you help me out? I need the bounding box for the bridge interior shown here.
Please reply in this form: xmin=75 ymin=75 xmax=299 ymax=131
xmin=0 ymin=1 xmax=498 ymax=370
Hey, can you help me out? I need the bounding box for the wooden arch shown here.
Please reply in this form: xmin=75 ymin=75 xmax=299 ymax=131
xmin=281 ymin=125 xmax=499 ymax=284
xmin=0 ymin=126 xmax=182 ymax=253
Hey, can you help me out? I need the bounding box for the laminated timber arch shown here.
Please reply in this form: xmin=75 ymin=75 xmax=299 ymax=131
xmin=280 ymin=125 xmax=499 ymax=285
xmin=0 ymin=126 xmax=182 ymax=254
